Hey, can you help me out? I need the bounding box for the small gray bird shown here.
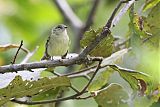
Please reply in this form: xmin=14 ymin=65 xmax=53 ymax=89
xmin=41 ymin=24 xmax=70 ymax=60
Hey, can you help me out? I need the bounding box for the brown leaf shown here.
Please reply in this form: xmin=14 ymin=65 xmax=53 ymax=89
xmin=138 ymin=79 xmax=147 ymax=96
xmin=0 ymin=44 xmax=29 ymax=53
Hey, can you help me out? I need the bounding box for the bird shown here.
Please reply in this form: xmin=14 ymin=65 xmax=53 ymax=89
xmin=41 ymin=24 xmax=70 ymax=60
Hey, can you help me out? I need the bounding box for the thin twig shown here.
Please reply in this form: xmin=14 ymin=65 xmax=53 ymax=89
xmin=142 ymin=35 xmax=154 ymax=43
xmin=61 ymin=65 xmax=109 ymax=79
xmin=78 ymin=0 xmax=100 ymax=39
xmin=21 ymin=46 xmax=39 ymax=64
xmin=70 ymin=85 xmax=80 ymax=93
xmin=75 ymin=95 xmax=94 ymax=100
xmin=80 ymin=59 xmax=102 ymax=93
xmin=11 ymin=40 xmax=23 ymax=64
xmin=11 ymin=93 xmax=80 ymax=105
xmin=62 ymin=65 xmax=97 ymax=76
xmin=114 ymin=37 xmax=130 ymax=50
xmin=84 ymin=0 xmax=100 ymax=31
xmin=112 ymin=0 xmax=136 ymax=27
xmin=63 ymin=64 xmax=108 ymax=78
xmin=73 ymin=0 xmax=100 ymax=52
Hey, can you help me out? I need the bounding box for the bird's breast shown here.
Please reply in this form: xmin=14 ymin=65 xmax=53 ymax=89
xmin=47 ymin=33 xmax=69 ymax=56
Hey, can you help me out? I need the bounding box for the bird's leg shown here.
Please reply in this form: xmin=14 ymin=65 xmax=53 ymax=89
xmin=51 ymin=56 xmax=54 ymax=60
xmin=61 ymin=50 xmax=68 ymax=59
xmin=41 ymin=54 xmax=51 ymax=60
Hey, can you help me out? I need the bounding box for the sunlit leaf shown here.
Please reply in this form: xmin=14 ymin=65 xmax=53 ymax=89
xmin=129 ymin=11 xmax=149 ymax=40
xmin=128 ymin=2 xmax=160 ymax=47
xmin=143 ymin=0 xmax=160 ymax=11
xmin=88 ymin=68 xmax=113 ymax=92
xmin=0 ymin=75 xmax=70 ymax=105
xmin=94 ymin=83 xmax=129 ymax=107
xmin=109 ymin=65 xmax=151 ymax=94
xmin=32 ymin=87 xmax=61 ymax=101
xmin=0 ymin=44 xmax=29 ymax=53
xmin=88 ymin=49 xmax=129 ymax=92
xmin=102 ymin=48 xmax=129 ymax=65
xmin=143 ymin=2 xmax=160 ymax=47
xmin=81 ymin=28 xmax=102 ymax=47
xmin=80 ymin=28 xmax=114 ymax=57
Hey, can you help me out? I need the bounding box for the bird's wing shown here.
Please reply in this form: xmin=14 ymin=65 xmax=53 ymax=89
xmin=41 ymin=36 xmax=51 ymax=60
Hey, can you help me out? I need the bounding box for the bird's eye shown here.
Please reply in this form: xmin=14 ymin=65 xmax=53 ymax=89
xmin=56 ymin=26 xmax=62 ymax=29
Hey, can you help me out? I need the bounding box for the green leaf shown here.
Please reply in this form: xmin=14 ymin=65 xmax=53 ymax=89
xmin=32 ymin=87 xmax=61 ymax=101
xmin=88 ymin=68 xmax=114 ymax=92
xmin=109 ymin=65 xmax=151 ymax=94
xmin=143 ymin=0 xmax=160 ymax=11
xmin=94 ymin=83 xmax=129 ymax=107
xmin=128 ymin=3 xmax=160 ymax=48
xmin=129 ymin=11 xmax=149 ymax=39
xmin=88 ymin=49 xmax=129 ymax=92
xmin=102 ymin=48 xmax=129 ymax=65
xmin=80 ymin=28 xmax=101 ymax=47
xmin=0 ymin=75 xmax=70 ymax=106
xmin=143 ymin=2 xmax=160 ymax=47
xmin=134 ymin=95 xmax=154 ymax=107
xmin=80 ymin=28 xmax=114 ymax=57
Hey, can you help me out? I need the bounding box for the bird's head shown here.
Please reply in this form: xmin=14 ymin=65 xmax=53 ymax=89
xmin=52 ymin=24 xmax=68 ymax=35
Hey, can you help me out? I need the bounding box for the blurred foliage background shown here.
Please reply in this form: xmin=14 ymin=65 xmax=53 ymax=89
xmin=0 ymin=0 xmax=159 ymax=107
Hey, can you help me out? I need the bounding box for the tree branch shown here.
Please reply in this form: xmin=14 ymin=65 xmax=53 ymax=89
xmin=66 ymin=64 xmax=109 ymax=78
xmin=0 ymin=56 xmax=101 ymax=73
xmin=53 ymin=0 xmax=83 ymax=29
xmin=11 ymin=92 xmax=81 ymax=105
xmin=75 ymin=95 xmax=94 ymax=100
xmin=112 ymin=0 xmax=136 ymax=27
xmin=21 ymin=46 xmax=39 ymax=64
xmin=79 ymin=0 xmax=100 ymax=39
xmin=73 ymin=0 xmax=100 ymax=52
